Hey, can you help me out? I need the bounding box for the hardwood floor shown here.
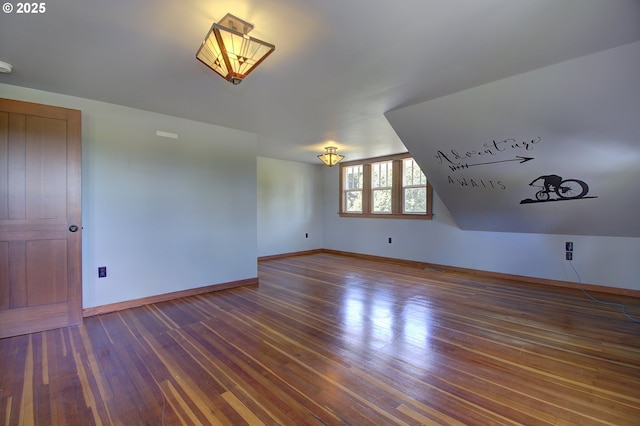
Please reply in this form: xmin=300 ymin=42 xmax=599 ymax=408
xmin=1 ymin=252 xmax=640 ymax=425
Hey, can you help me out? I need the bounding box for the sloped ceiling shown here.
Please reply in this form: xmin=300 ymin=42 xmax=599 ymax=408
xmin=1 ymin=0 xmax=640 ymax=164
xmin=1 ymin=1 xmax=639 ymax=237
xmin=386 ymin=41 xmax=640 ymax=237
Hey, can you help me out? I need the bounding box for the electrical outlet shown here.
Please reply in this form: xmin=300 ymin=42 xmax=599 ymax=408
xmin=565 ymin=242 xmax=574 ymax=252
xmin=98 ymin=266 xmax=107 ymax=278
xmin=565 ymin=252 xmax=573 ymax=261
xmin=305 ymin=233 xmax=308 ymax=238
xmin=388 ymin=237 xmax=392 ymax=244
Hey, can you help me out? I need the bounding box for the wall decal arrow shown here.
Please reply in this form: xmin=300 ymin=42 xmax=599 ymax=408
xmin=448 ymin=156 xmax=534 ymax=171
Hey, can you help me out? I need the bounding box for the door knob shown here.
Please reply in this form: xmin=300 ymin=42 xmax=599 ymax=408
xmin=69 ymin=225 xmax=79 ymax=232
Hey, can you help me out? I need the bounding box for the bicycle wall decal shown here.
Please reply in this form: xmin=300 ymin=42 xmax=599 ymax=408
xmin=520 ymin=174 xmax=597 ymax=204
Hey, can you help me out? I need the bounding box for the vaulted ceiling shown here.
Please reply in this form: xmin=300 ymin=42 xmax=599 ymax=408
xmin=1 ymin=0 xmax=638 ymax=164
xmin=2 ymin=0 xmax=639 ymax=236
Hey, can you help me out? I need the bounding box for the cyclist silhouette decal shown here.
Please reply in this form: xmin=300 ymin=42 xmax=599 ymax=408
xmin=520 ymin=174 xmax=595 ymax=204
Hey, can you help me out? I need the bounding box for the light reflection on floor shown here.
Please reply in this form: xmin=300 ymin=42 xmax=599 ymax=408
xmin=341 ymin=284 xmax=434 ymax=363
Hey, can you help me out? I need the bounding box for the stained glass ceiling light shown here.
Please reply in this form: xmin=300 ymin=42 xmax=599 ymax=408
xmin=318 ymin=147 xmax=344 ymax=167
xmin=196 ymin=13 xmax=275 ymax=85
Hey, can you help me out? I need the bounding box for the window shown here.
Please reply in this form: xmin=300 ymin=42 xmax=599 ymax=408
xmin=343 ymin=164 xmax=363 ymax=212
xmin=339 ymin=153 xmax=432 ymax=219
xmin=403 ymin=158 xmax=428 ymax=213
xmin=371 ymin=161 xmax=392 ymax=213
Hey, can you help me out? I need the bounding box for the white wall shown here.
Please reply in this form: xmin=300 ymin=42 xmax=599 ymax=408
xmin=1 ymin=84 xmax=258 ymax=308
xmin=321 ymin=166 xmax=640 ymax=291
xmin=257 ymin=157 xmax=324 ymax=257
xmin=3 ymin=82 xmax=638 ymax=303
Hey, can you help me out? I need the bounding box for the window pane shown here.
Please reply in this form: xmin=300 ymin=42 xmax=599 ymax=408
xmin=404 ymin=187 xmax=426 ymax=213
xmin=345 ymin=165 xmax=363 ymax=190
xmin=345 ymin=190 xmax=362 ymax=212
xmin=372 ymin=189 xmax=392 ymax=213
xmin=372 ymin=161 xmax=392 ymax=188
xmin=403 ymin=158 xmax=426 ymax=186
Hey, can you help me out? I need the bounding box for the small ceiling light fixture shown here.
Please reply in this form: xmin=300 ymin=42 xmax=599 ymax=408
xmin=317 ymin=146 xmax=344 ymax=167
xmin=196 ymin=13 xmax=275 ymax=85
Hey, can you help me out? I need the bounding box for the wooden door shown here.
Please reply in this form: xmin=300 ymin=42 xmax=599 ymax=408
xmin=0 ymin=98 xmax=82 ymax=338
